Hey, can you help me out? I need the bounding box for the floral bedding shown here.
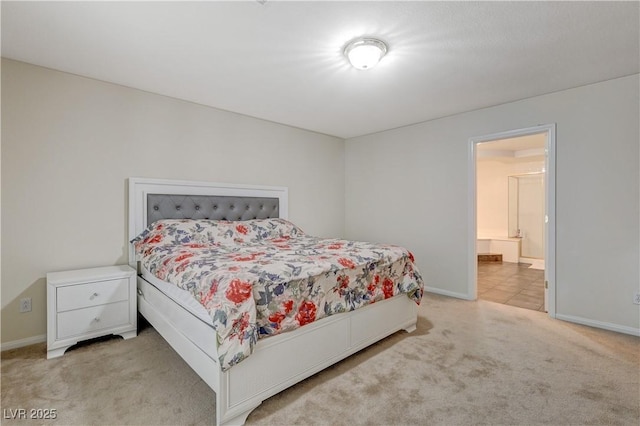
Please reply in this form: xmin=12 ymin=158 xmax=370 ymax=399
xmin=132 ymin=218 xmax=424 ymax=371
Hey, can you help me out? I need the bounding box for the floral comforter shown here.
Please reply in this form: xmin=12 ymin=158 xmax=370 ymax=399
xmin=132 ymin=218 xmax=424 ymax=371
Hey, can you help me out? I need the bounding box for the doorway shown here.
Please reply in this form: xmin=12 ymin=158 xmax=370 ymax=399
xmin=468 ymin=125 xmax=556 ymax=317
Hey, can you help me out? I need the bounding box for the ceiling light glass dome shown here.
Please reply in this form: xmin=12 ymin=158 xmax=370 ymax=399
xmin=344 ymin=37 xmax=388 ymax=70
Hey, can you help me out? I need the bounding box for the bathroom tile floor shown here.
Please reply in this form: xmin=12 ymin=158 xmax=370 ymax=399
xmin=477 ymin=261 xmax=546 ymax=312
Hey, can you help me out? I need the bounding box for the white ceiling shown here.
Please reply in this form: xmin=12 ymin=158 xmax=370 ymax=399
xmin=2 ymin=1 xmax=639 ymax=139
xmin=477 ymin=134 xmax=545 ymax=152
xmin=477 ymin=134 xmax=545 ymax=163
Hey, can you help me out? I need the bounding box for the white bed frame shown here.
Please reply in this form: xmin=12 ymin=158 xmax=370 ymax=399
xmin=128 ymin=177 xmax=418 ymax=425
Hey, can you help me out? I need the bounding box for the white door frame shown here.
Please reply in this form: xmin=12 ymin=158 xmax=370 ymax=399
xmin=468 ymin=124 xmax=556 ymax=317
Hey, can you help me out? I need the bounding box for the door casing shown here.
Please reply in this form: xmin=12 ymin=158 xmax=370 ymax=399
xmin=468 ymin=124 xmax=556 ymax=317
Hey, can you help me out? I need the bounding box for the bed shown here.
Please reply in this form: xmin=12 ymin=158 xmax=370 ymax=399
xmin=128 ymin=177 xmax=423 ymax=425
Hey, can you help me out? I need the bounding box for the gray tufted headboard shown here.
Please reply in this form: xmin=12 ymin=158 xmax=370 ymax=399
xmin=146 ymin=194 xmax=279 ymax=224
xmin=128 ymin=178 xmax=289 ymax=267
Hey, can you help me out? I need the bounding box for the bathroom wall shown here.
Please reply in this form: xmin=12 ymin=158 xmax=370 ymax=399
xmin=476 ymin=158 xmax=545 ymax=238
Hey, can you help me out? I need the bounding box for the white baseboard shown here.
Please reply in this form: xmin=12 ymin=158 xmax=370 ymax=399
xmin=1 ymin=334 xmax=46 ymax=352
xmin=555 ymin=314 xmax=640 ymax=337
xmin=425 ymin=286 xmax=473 ymax=301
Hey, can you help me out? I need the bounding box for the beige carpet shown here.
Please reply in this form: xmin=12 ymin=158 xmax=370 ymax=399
xmin=2 ymin=294 xmax=639 ymax=425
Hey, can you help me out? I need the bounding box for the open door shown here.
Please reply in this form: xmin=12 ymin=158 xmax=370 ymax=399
xmin=514 ymin=172 xmax=546 ymax=310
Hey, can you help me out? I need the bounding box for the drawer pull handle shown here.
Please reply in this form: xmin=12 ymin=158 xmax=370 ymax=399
xmin=93 ymin=317 xmax=100 ymax=323
xmin=89 ymin=293 xmax=99 ymax=300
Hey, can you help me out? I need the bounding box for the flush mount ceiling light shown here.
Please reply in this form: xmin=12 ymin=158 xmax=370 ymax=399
xmin=344 ymin=37 xmax=388 ymax=70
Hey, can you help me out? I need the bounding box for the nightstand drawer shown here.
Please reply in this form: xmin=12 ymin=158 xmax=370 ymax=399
xmin=57 ymin=300 xmax=130 ymax=339
xmin=56 ymin=278 xmax=129 ymax=312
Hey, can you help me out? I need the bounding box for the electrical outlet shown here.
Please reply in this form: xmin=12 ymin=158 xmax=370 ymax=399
xmin=19 ymin=298 xmax=32 ymax=313
xmin=634 ymin=292 xmax=640 ymax=305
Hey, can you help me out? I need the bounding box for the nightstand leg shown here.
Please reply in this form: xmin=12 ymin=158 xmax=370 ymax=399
xmin=118 ymin=330 xmax=137 ymax=340
xmin=47 ymin=344 xmax=74 ymax=359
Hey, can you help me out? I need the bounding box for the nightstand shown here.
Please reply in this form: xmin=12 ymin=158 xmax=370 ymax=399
xmin=46 ymin=265 xmax=137 ymax=359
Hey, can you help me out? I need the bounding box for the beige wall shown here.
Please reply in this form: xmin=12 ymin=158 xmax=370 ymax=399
xmin=2 ymin=59 xmax=639 ymax=344
xmin=1 ymin=59 xmax=345 ymax=344
xmin=346 ymin=74 xmax=640 ymax=334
